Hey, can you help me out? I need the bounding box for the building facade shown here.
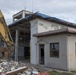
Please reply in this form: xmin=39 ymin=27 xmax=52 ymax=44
xmin=9 ymin=10 xmax=76 ymax=71
xmin=30 ymin=18 xmax=76 ymax=71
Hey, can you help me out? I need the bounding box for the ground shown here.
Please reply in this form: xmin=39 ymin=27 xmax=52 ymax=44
xmin=49 ymin=71 xmax=73 ymax=75
xmin=24 ymin=62 xmax=76 ymax=75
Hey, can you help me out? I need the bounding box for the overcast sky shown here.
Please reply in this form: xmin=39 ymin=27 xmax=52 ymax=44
xmin=0 ymin=0 xmax=76 ymax=25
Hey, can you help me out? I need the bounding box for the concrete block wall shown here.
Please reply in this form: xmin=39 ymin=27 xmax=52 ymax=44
xmin=37 ymin=34 xmax=68 ymax=70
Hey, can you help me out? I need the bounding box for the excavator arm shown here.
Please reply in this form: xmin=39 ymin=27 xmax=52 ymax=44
xmin=0 ymin=10 xmax=14 ymax=59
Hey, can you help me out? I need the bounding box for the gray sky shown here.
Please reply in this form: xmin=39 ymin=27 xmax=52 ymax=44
xmin=0 ymin=0 xmax=76 ymax=24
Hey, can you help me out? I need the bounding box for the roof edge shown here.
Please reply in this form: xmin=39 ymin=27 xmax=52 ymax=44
xmin=33 ymin=28 xmax=76 ymax=37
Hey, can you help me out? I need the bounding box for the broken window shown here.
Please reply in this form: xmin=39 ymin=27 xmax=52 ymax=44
xmin=50 ymin=43 xmax=59 ymax=58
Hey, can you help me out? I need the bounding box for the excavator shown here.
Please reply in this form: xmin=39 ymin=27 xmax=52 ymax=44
xmin=0 ymin=10 xmax=14 ymax=59
xmin=0 ymin=11 xmax=28 ymax=75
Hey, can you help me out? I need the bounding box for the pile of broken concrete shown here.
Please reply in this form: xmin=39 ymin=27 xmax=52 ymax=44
xmin=0 ymin=60 xmax=39 ymax=75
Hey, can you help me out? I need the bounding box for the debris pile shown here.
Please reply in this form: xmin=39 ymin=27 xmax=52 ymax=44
xmin=0 ymin=60 xmax=39 ymax=75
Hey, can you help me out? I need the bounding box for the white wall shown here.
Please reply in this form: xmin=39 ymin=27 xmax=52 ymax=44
xmin=36 ymin=34 xmax=76 ymax=71
xmin=37 ymin=19 xmax=66 ymax=33
xmin=30 ymin=18 xmax=76 ymax=36
xmin=37 ymin=34 xmax=68 ymax=70
xmin=30 ymin=19 xmax=38 ymax=64
xmin=30 ymin=18 xmax=76 ymax=70
xmin=67 ymin=34 xmax=76 ymax=71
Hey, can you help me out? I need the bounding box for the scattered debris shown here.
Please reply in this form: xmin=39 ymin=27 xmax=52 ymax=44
xmin=35 ymin=72 xmax=52 ymax=75
xmin=0 ymin=60 xmax=74 ymax=75
xmin=0 ymin=60 xmax=40 ymax=75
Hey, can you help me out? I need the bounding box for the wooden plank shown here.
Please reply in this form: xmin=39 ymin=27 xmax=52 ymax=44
xmin=6 ymin=66 xmax=28 ymax=75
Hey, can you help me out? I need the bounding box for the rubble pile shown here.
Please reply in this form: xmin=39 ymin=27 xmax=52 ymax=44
xmin=0 ymin=60 xmax=39 ymax=75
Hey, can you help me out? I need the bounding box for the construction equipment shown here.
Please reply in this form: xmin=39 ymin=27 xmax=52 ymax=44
xmin=0 ymin=10 xmax=14 ymax=59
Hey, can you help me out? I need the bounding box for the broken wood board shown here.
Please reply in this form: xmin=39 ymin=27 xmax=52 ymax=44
xmin=5 ymin=66 xmax=28 ymax=75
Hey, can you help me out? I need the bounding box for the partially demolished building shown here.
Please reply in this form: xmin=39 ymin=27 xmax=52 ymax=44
xmin=9 ymin=10 xmax=76 ymax=71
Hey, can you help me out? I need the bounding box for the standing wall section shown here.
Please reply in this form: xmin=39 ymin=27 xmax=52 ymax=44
xmin=37 ymin=34 xmax=68 ymax=70
xmin=30 ymin=19 xmax=38 ymax=64
xmin=67 ymin=34 xmax=76 ymax=71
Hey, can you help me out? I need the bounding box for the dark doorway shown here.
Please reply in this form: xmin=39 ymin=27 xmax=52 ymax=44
xmin=39 ymin=44 xmax=45 ymax=65
xmin=24 ymin=47 xmax=30 ymax=61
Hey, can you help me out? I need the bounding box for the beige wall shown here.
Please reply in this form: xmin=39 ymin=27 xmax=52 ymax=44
xmin=37 ymin=34 xmax=68 ymax=70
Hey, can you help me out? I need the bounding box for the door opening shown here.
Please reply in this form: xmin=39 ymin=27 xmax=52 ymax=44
xmin=24 ymin=47 xmax=30 ymax=62
xmin=39 ymin=44 xmax=44 ymax=65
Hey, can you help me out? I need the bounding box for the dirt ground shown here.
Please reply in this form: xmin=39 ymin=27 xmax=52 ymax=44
xmin=24 ymin=62 xmax=76 ymax=75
